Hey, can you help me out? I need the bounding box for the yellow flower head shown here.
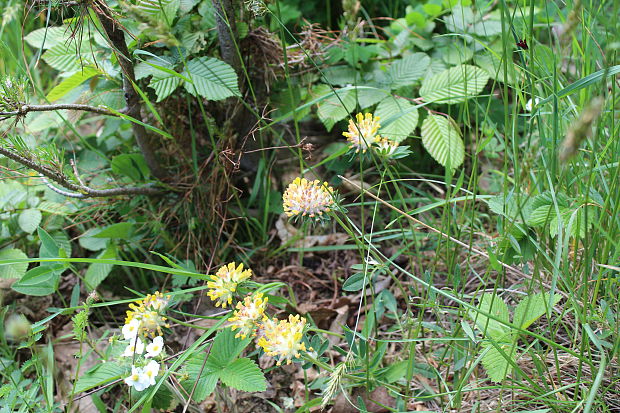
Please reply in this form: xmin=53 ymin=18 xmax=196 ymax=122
xmin=283 ymin=177 xmax=334 ymax=218
xmin=343 ymin=113 xmax=381 ymax=153
xmin=256 ymin=315 xmax=307 ymax=365
xmin=228 ymin=293 xmax=268 ymax=339
xmin=140 ymin=291 xmax=170 ymax=311
xmin=374 ymin=136 xmax=399 ymax=156
xmin=124 ymin=292 xmax=171 ymax=338
xmin=207 ymin=262 xmax=252 ymax=308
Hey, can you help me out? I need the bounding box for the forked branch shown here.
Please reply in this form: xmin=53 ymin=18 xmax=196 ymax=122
xmin=0 ymin=144 xmax=162 ymax=198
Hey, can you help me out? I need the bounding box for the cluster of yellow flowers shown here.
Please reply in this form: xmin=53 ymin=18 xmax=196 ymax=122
xmin=282 ymin=112 xmax=404 ymax=221
xmin=228 ymin=292 xmax=269 ymax=339
xmin=283 ymin=177 xmax=335 ymax=218
xmin=256 ymin=314 xmax=308 ymax=365
xmin=342 ymin=112 xmax=400 ymax=155
xmin=207 ymin=262 xmax=309 ymax=365
xmin=124 ymin=291 xmax=170 ymax=338
xmin=121 ymin=292 xmax=170 ymax=392
xmin=207 ymin=262 xmax=252 ymax=308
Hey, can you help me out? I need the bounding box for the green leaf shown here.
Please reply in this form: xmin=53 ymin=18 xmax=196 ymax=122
xmin=356 ymin=87 xmax=388 ymax=109
xmin=182 ymin=354 xmax=219 ymax=402
xmin=182 ymin=57 xmax=240 ymax=100
xmin=46 ymin=66 xmax=100 ymax=101
xmin=149 ymin=75 xmax=181 ymax=102
xmin=513 ymin=292 xmax=562 ymax=330
xmin=0 ymin=248 xmax=29 ymax=279
xmin=11 ymin=265 xmax=61 ymax=296
xmin=342 ymin=272 xmax=369 ymax=292
xmin=470 ymin=293 xmax=511 ymax=341
xmin=111 ymin=154 xmax=150 ymax=181
xmin=134 ymin=0 xmax=180 ymax=24
xmin=208 ymin=328 xmax=252 ymax=368
xmin=480 ymin=342 xmax=515 ymax=382
xmin=439 ymin=43 xmax=474 ymax=66
xmin=315 ymin=86 xmax=357 ymax=131
xmin=93 ymin=223 xmax=135 ymax=240
xmin=375 ymin=97 xmax=418 ymax=143
xmin=420 ymin=64 xmax=489 ymax=104
xmin=79 ymin=228 xmax=108 ymax=251
xmin=37 ymin=201 xmax=70 ymax=216
xmin=74 ymin=362 xmax=125 ymax=393
xmin=421 ymin=114 xmax=464 ymax=169
xmin=18 ymin=209 xmax=42 ymax=234
xmin=485 ymin=194 xmax=533 ymax=222
xmin=42 ymin=43 xmax=91 ymax=72
xmin=560 ymin=203 xmax=598 ymax=239
xmin=322 ymin=66 xmax=360 ymax=86
xmin=388 ymin=53 xmax=430 ymax=88
xmin=85 ymin=245 xmax=117 ymax=290
xmin=135 ymin=57 xmax=181 ymax=102
xmin=24 ymin=26 xmax=70 ymax=49
xmin=51 ymin=231 xmax=72 ymax=257
xmin=219 ymin=358 xmax=267 ymax=392
xmin=38 ymin=227 xmax=60 ymax=259
xmin=382 ymin=360 xmax=408 ymax=383
xmin=527 ymin=193 xmax=597 ymax=239
xmin=474 ymin=52 xmax=521 ymax=85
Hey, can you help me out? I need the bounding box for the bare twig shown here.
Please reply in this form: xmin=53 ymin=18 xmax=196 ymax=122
xmin=0 ymin=103 xmax=119 ymax=118
xmin=0 ymin=144 xmax=162 ymax=198
xmin=93 ymin=2 xmax=166 ymax=180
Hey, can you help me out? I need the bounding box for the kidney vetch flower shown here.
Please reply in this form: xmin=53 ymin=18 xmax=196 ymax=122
xmin=124 ymin=291 xmax=171 ymax=338
xmin=343 ymin=112 xmax=382 ymax=153
xmin=283 ymin=177 xmax=334 ymax=218
xmin=228 ymin=292 xmax=269 ymax=339
xmin=374 ymin=136 xmax=399 ymax=156
xmin=207 ymin=262 xmax=253 ymax=308
xmin=257 ymin=314 xmax=308 ymax=365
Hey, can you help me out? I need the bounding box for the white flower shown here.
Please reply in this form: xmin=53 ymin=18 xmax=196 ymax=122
xmin=143 ymin=360 xmax=160 ymax=386
xmin=121 ymin=338 xmax=145 ymax=357
xmin=122 ymin=318 xmax=141 ymax=340
xmin=124 ymin=366 xmax=150 ymax=391
xmin=145 ymin=336 xmax=164 ymax=358
xmin=525 ymin=97 xmax=541 ymax=112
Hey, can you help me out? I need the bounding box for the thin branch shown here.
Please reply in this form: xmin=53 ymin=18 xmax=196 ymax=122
xmin=0 ymin=144 xmax=163 ymax=198
xmin=0 ymin=103 xmax=119 ymax=118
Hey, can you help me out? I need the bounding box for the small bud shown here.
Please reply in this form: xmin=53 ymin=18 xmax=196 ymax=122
xmin=86 ymin=291 xmax=100 ymax=305
xmin=5 ymin=314 xmax=32 ymax=342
